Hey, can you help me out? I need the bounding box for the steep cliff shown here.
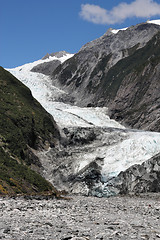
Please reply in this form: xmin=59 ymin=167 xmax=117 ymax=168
xmin=51 ymin=22 xmax=160 ymax=131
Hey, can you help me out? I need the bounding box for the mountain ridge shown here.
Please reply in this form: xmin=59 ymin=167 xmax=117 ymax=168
xmin=50 ymin=21 xmax=160 ymax=132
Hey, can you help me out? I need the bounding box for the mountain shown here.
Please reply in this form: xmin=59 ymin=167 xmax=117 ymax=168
xmin=0 ymin=67 xmax=60 ymax=196
xmin=51 ymin=21 xmax=160 ymax=132
xmin=42 ymin=51 xmax=72 ymax=60
xmin=6 ymin=21 xmax=160 ymax=197
xmin=31 ymin=51 xmax=74 ymax=76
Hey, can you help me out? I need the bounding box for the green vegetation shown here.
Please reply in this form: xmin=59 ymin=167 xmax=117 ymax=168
xmin=0 ymin=147 xmax=54 ymax=195
xmin=0 ymin=67 xmax=60 ymax=195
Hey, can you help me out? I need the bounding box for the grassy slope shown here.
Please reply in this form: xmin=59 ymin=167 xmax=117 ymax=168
xmin=0 ymin=67 xmax=60 ymax=195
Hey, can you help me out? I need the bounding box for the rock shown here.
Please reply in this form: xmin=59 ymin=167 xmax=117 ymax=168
xmin=3 ymin=228 xmax=10 ymax=234
xmin=61 ymin=236 xmax=73 ymax=240
xmin=0 ymin=194 xmax=160 ymax=239
xmin=113 ymin=152 xmax=160 ymax=194
xmin=51 ymin=23 xmax=160 ymax=132
xmin=71 ymin=238 xmax=89 ymax=240
xmin=42 ymin=51 xmax=71 ymax=60
xmin=85 ymin=152 xmax=160 ymax=197
xmin=31 ymin=60 xmax=61 ymax=75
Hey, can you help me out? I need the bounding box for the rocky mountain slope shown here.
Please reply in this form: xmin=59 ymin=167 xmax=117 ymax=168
xmin=51 ymin=22 xmax=160 ymax=132
xmin=0 ymin=67 xmax=60 ymax=195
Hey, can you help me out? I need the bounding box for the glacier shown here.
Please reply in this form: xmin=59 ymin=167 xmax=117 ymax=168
xmin=6 ymin=49 xmax=160 ymax=196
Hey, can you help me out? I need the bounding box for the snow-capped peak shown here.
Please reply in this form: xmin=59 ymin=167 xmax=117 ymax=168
xmin=7 ymin=51 xmax=74 ymax=72
xmin=42 ymin=51 xmax=71 ymax=60
xmin=147 ymin=19 xmax=160 ymax=25
xmin=110 ymin=19 xmax=160 ymax=34
xmin=111 ymin=27 xmax=128 ymax=34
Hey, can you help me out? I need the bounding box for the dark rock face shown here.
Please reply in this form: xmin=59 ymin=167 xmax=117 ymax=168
xmin=108 ymin=34 xmax=160 ymax=132
xmin=115 ymin=153 xmax=160 ymax=194
xmin=51 ymin=23 xmax=160 ymax=132
xmin=31 ymin=51 xmax=72 ymax=75
xmin=68 ymin=161 xmax=102 ymax=189
xmin=63 ymin=127 xmax=96 ymax=146
xmin=95 ymin=153 xmax=160 ymax=197
xmin=31 ymin=60 xmax=61 ymax=75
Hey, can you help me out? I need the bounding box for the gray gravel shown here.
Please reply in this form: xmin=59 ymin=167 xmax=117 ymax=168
xmin=0 ymin=194 xmax=160 ymax=240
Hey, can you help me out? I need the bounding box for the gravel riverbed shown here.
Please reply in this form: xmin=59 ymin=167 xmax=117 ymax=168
xmin=0 ymin=194 xmax=160 ymax=240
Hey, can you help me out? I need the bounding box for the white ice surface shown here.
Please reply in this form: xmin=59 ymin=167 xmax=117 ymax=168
xmin=7 ymin=66 xmax=124 ymax=129
xmin=76 ymin=131 xmax=160 ymax=179
xmin=102 ymin=132 xmax=160 ymax=178
xmin=64 ymin=107 xmax=124 ymax=128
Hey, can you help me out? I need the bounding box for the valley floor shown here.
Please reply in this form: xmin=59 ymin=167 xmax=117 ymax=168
xmin=0 ymin=194 xmax=160 ymax=240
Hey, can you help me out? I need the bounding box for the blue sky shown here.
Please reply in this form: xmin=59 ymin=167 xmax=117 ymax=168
xmin=1 ymin=0 xmax=160 ymax=68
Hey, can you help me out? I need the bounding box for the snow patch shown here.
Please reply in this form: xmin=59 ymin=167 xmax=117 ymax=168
xmin=111 ymin=27 xmax=128 ymax=34
xmin=110 ymin=19 xmax=160 ymax=34
xmin=147 ymin=19 xmax=160 ymax=25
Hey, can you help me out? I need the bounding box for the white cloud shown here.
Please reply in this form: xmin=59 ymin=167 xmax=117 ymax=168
xmin=79 ymin=0 xmax=160 ymax=24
